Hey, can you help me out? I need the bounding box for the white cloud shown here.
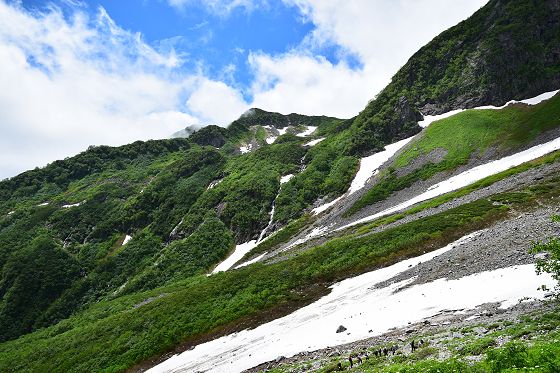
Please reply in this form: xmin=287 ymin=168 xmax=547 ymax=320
xmin=0 ymin=2 xmax=198 ymax=180
xmin=186 ymin=78 xmax=249 ymax=125
xmin=0 ymin=0 xmax=493 ymax=180
xmin=249 ymin=52 xmax=373 ymax=118
xmin=241 ymin=0 xmax=489 ymax=116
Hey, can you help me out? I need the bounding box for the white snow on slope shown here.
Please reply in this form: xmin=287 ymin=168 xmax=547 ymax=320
xmin=239 ymin=144 xmax=252 ymax=154
xmin=213 ymin=174 xmax=292 ymax=273
xmin=348 ymin=137 xmax=415 ymax=195
xmin=207 ymin=179 xmax=223 ymax=190
xmin=122 ymin=235 xmax=132 ymax=246
xmin=37 ymin=202 xmax=49 ymax=206
xmin=281 ymin=174 xmax=294 ymax=184
xmin=212 ymin=240 xmax=258 ymax=274
xmin=312 ymin=196 xmax=344 ymax=215
xmin=340 ymin=134 xmax=560 ymax=230
xmin=419 ymin=89 xmax=559 ymax=128
xmin=235 ymin=252 xmax=268 ymax=269
xmin=311 ymin=136 xmax=416 ymax=216
xmin=298 ymin=126 xmax=317 ymax=137
xmin=7 ymin=211 xmax=14 ymax=215
xmin=304 ymin=138 xmax=325 ymax=147
xmin=150 ymin=231 xmax=555 ymax=373
xmin=62 ymin=200 xmax=85 ymax=208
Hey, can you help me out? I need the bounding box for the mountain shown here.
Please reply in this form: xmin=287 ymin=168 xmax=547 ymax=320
xmin=345 ymin=0 xmax=560 ymax=155
xmin=0 ymin=0 xmax=559 ymax=372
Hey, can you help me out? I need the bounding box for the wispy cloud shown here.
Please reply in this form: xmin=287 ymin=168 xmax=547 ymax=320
xmin=167 ymin=0 xmax=268 ymax=16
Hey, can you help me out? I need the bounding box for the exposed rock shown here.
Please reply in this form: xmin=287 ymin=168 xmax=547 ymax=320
xmin=336 ymin=325 xmax=347 ymax=333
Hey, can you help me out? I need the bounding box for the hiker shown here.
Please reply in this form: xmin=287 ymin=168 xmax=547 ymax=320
xmin=420 ymin=339 xmax=425 ymax=346
xmin=383 ymin=347 xmax=388 ymax=356
xmin=337 ymin=362 xmax=343 ymax=371
xmin=411 ymin=340 xmax=416 ymax=353
xmin=348 ymin=356 xmax=353 ymax=368
xmin=357 ymin=355 xmax=363 ymax=364
xmin=391 ymin=345 xmax=398 ymax=355
xmin=365 ymin=352 xmax=369 ymax=360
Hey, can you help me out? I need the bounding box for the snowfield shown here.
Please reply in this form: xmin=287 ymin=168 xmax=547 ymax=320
xmin=212 ymin=240 xmax=258 ymax=274
xmin=348 ymin=137 xmax=415 ymax=195
xmin=340 ymin=134 xmax=560 ymax=230
xmin=150 ymin=231 xmax=556 ymax=373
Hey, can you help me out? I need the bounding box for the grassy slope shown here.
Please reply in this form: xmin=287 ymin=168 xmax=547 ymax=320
xmin=2 ymin=170 xmax=560 ymax=371
xmin=347 ymin=93 xmax=560 ymax=216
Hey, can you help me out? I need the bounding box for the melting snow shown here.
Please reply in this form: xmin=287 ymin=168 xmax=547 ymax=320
xmin=298 ymin=126 xmax=317 ymax=137
xmin=304 ymin=138 xmax=325 ymax=147
xmin=235 ymin=252 xmax=268 ymax=269
xmin=212 ymin=240 xmax=258 ymax=274
xmin=280 ymin=174 xmax=294 ymax=184
xmin=37 ymin=202 xmax=49 ymax=206
xmin=312 ymin=196 xmax=344 ymax=215
xmin=419 ymin=89 xmax=559 ymax=128
xmin=278 ymin=127 xmax=289 ymax=136
xmin=122 ymin=235 xmax=132 ymax=246
xmin=341 ymin=135 xmax=560 ymax=230
xmin=239 ymin=144 xmax=253 ymax=154
xmin=150 ymin=231 xmax=555 ymax=373
xmin=62 ymin=200 xmax=85 ymax=208
xmin=348 ymin=137 xmax=415 ymax=195
xmin=7 ymin=211 xmax=14 ymax=215
xmin=207 ymin=179 xmax=223 ymax=190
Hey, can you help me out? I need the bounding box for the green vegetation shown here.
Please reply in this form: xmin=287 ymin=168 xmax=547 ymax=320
xmin=347 ymin=93 xmax=560 ymax=216
xmin=0 ymin=186 xmax=521 ymax=371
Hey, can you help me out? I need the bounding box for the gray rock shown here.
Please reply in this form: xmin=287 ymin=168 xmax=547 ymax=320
xmin=336 ymin=325 xmax=347 ymax=333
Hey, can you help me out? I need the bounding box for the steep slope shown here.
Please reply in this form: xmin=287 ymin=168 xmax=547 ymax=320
xmin=0 ymin=0 xmax=559 ymax=371
xmin=345 ymin=0 xmax=560 ymax=156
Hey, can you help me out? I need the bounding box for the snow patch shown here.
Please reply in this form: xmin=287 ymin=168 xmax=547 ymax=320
xmin=212 ymin=240 xmax=258 ymax=274
xmin=239 ymin=144 xmax=253 ymax=154
xmin=235 ymin=252 xmax=267 ymax=269
xmin=37 ymin=202 xmax=49 ymax=206
xmin=298 ymin=126 xmax=317 ymax=137
xmin=207 ymin=179 xmax=223 ymax=190
xmin=7 ymin=211 xmax=14 ymax=215
xmin=348 ymin=136 xmax=415 ymax=195
xmin=312 ymin=196 xmax=344 ymax=215
xmin=151 ymin=232 xmax=555 ymax=373
xmin=62 ymin=200 xmax=85 ymax=208
xmin=122 ymin=235 xmax=132 ymax=246
xmin=278 ymin=127 xmax=289 ymax=136
xmin=341 ymin=135 xmax=560 ymax=230
xmin=280 ymin=174 xmax=294 ymax=184
xmin=304 ymin=138 xmax=325 ymax=147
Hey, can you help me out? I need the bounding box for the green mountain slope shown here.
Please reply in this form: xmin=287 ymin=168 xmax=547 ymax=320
xmin=345 ymin=0 xmax=560 ymax=156
xmin=0 ymin=0 xmax=559 ymax=371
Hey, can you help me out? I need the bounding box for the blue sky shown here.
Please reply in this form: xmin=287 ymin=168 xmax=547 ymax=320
xmin=0 ymin=0 xmax=488 ymax=179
